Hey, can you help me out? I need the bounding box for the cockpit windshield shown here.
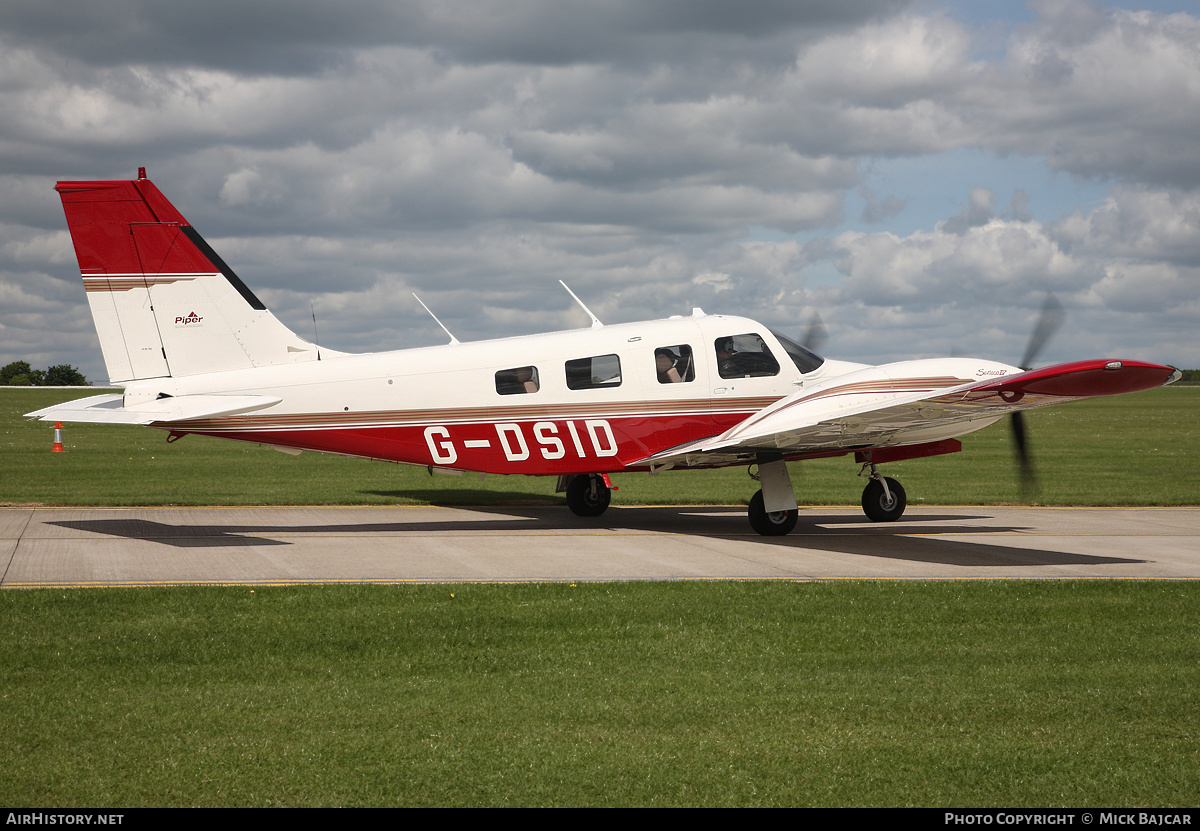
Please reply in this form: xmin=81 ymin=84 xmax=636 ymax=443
xmin=768 ymin=328 xmax=825 ymax=374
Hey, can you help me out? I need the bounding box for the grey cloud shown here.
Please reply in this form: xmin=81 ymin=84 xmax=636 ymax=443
xmin=942 ymin=186 xmax=995 ymax=235
xmin=2 ymin=1 xmax=1199 ymax=379
xmin=1050 ymin=186 xmax=1200 ymax=266
xmin=744 ymin=3 xmax=1200 ymax=187
xmin=980 ymin=3 xmax=1200 ymax=186
xmin=1026 ymin=0 xmax=1110 ymax=47
xmin=859 ymin=187 xmax=906 ymax=224
xmin=1092 ymin=262 xmax=1200 ymax=314
xmin=0 ymin=0 xmax=913 ymax=73
xmin=1005 ymin=189 xmax=1033 ymax=223
xmin=0 ymin=268 xmax=105 ymax=381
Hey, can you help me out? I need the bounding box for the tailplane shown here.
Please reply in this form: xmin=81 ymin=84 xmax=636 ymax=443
xmin=56 ymin=169 xmax=327 ymax=383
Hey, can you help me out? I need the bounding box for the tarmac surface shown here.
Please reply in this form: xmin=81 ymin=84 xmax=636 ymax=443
xmin=2 ymin=505 xmax=1198 ymax=587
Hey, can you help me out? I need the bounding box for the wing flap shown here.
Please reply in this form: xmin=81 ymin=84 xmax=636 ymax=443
xmin=26 ymin=393 xmax=283 ymax=425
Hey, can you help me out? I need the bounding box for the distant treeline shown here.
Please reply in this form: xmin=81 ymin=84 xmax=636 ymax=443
xmin=1177 ymin=369 xmax=1200 ymax=385
xmin=1 ymin=361 xmax=89 ymax=387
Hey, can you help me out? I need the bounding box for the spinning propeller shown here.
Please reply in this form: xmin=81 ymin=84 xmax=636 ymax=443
xmin=801 ymin=310 xmax=827 ymax=354
xmin=1011 ymin=294 xmax=1065 ymax=499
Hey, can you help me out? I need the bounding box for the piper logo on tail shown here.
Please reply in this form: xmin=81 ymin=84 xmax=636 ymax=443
xmin=175 ymin=311 xmax=204 ymax=326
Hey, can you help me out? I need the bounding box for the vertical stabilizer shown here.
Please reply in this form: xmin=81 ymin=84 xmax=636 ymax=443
xmin=56 ymin=171 xmax=323 ymax=383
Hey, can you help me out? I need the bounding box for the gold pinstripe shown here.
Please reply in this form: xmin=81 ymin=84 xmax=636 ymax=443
xmin=173 ymin=396 xmax=783 ymax=432
xmin=82 ymin=273 xmax=203 ymax=292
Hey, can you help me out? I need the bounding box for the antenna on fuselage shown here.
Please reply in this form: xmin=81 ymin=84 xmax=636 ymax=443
xmin=310 ymin=303 xmax=322 ymax=361
xmin=412 ymin=293 xmax=460 ymax=345
xmin=559 ymin=280 xmax=603 ymax=328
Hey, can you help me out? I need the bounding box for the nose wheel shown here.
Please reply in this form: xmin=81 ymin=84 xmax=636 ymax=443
xmin=565 ymin=473 xmax=612 ymax=517
xmin=861 ymin=475 xmax=906 ymax=522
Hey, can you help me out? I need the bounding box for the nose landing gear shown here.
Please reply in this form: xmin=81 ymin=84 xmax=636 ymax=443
xmin=860 ymin=463 xmax=906 ymax=522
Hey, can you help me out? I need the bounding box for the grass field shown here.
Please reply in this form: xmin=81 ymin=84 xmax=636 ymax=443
xmin=4 ymin=385 xmax=1198 ymax=507
xmin=4 ymin=386 xmax=1198 ymax=807
xmin=3 ymin=581 xmax=1198 ymax=807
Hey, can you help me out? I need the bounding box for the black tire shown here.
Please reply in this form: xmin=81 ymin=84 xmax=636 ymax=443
xmin=565 ymin=474 xmax=611 ymax=517
xmin=861 ymin=477 xmax=906 ymax=522
xmin=747 ymin=489 xmax=798 ymax=536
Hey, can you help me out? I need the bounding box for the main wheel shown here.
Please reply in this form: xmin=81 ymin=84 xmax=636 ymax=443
xmin=861 ymin=477 xmax=906 ymax=522
xmin=747 ymin=489 xmax=798 ymax=536
xmin=565 ymin=474 xmax=611 ymax=517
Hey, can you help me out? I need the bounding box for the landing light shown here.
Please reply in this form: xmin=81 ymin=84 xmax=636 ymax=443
xmin=1104 ymin=361 xmax=1123 ymax=371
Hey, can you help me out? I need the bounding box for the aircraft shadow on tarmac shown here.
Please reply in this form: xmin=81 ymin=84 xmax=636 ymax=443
xmin=48 ymin=506 xmax=1146 ymax=569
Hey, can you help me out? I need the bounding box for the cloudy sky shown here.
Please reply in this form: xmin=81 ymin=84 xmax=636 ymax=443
xmin=2 ymin=0 xmax=1198 ymax=384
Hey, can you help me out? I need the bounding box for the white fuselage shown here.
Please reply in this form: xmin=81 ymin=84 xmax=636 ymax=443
xmin=113 ymin=312 xmax=1012 ymax=476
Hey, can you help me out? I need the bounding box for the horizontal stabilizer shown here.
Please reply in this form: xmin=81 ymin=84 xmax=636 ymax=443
xmin=26 ymin=393 xmax=282 ymax=425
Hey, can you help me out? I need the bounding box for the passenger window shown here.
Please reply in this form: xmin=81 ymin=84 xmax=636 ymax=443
xmin=714 ymin=334 xmax=780 ymax=379
xmin=565 ymin=354 xmax=622 ymax=390
xmin=654 ymin=345 xmax=695 ymax=384
xmin=495 ymin=366 xmax=540 ymax=395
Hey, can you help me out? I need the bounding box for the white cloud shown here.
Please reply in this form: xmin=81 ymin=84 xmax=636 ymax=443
xmin=1 ymin=0 xmax=1199 ymax=379
xmin=983 ymin=3 xmax=1200 ymax=184
xmin=810 ymin=184 xmax=1199 ymax=365
xmin=1051 ymin=185 xmax=1200 ymax=265
xmin=794 ymin=13 xmax=977 ymax=103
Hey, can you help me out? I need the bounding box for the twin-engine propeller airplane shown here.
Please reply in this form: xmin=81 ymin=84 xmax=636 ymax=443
xmin=30 ymin=170 xmax=1181 ymax=535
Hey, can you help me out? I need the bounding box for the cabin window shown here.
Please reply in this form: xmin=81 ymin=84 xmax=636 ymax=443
xmin=495 ymin=366 xmax=540 ymax=395
xmin=654 ymin=345 xmax=695 ymax=384
xmin=714 ymin=333 xmax=780 ymax=379
xmin=565 ymin=354 xmax=622 ymax=390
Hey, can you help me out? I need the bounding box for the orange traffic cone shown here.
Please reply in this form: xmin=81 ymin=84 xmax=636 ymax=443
xmin=52 ymin=421 xmax=65 ymax=453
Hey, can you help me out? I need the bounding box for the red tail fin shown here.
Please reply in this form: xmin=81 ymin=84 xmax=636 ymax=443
xmin=56 ymin=171 xmax=319 ymax=383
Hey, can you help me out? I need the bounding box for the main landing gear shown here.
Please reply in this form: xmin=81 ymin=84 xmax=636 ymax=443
xmin=748 ymin=489 xmax=798 ymax=536
xmin=562 ymin=462 xmax=906 ymax=534
xmin=564 ymin=473 xmax=611 ymax=517
xmin=743 ymin=457 xmax=908 ymax=536
xmin=747 ymin=456 xmax=799 ymax=537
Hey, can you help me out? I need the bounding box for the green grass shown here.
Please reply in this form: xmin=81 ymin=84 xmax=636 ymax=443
xmin=6 ymin=389 xmax=1199 ymax=806
xmin=2 ymin=581 xmax=1197 ymax=807
xmin=4 ymin=387 xmax=1197 ymax=506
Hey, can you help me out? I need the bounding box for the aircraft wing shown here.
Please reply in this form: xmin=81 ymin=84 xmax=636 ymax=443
xmin=26 ymin=393 xmax=283 ymax=425
xmin=639 ymin=358 xmax=1180 ymax=468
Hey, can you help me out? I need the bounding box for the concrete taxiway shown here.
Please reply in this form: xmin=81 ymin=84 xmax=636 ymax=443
xmin=2 ymin=505 xmax=1198 ymax=587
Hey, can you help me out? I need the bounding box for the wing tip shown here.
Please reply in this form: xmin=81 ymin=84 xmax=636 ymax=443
xmin=978 ymin=359 xmax=1178 ymax=398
